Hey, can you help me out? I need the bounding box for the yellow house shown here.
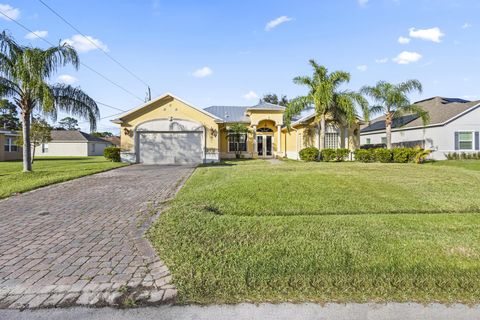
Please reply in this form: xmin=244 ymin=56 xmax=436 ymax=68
xmin=0 ymin=130 xmax=22 ymax=162
xmin=111 ymin=93 xmax=362 ymax=164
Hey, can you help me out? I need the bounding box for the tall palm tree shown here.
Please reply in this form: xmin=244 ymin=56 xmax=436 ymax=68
xmin=285 ymin=60 xmax=368 ymax=150
xmin=361 ymin=80 xmax=429 ymax=149
xmin=0 ymin=32 xmax=99 ymax=172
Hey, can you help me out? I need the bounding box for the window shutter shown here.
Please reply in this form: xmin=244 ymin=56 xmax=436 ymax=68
xmin=454 ymin=132 xmax=459 ymax=150
xmin=475 ymin=132 xmax=480 ymax=150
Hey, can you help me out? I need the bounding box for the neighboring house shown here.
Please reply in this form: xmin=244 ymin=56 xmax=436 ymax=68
xmin=111 ymin=93 xmax=362 ymax=165
xmin=38 ymin=130 xmax=112 ymax=157
xmin=103 ymin=136 xmax=120 ymax=147
xmin=0 ymin=130 xmax=22 ymax=161
xmin=360 ymin=97 xmax=480 ymax=160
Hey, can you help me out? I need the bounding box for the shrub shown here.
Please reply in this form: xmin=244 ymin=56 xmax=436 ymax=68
xmin=320 ymin=149 xmax=336 ymax=161
xmin=335 ymin=148 xmax=350 ymax=161
xmin=104 ymin=147 xmax=121 ymax=162
xmin=392 ymin=148 xmax=414 ymax=163
xmin=299 ymin=147 xmax=319 ymax=162
xmin=354 ymin=149 xmax=373 ymax=163
xmin=373 ymin=148 xmax=392 ymax=163
xmin=413 ymin=147 xmax=431 ymax=164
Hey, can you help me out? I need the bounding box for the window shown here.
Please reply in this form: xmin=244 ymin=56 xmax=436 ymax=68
xmin=257 ymin=127 xmax=273 ymax=133
xmin=325 ymin=132 xmax=339 ymax=149
xmin=381 ymin=137 xmax=387 ymax=144
xmin=4 ymin=137 xmax=17 ymax=152
xmin=42 ymin=143 xmax=48 ymax=153
xmin=366 ymin=138 xmax=371 ymax=144
xmin=228 ymin=134 xmax=247 ymax=152
xmin=458 ymin=132 xmax=473 ymax=150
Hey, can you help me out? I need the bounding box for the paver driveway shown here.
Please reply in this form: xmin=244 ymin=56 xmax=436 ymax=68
xmin=0 ymin=165 xmax=194 ymax=309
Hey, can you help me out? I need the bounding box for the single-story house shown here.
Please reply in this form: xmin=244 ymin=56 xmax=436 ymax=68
xmin=360 ymin=97 xmax=480 ymax=160
xmin=0 ymin=130 xmax=22 ymax=161
xmin=103 ymin=136 xmax=120 ymax=147
xmin=111 ymin=93 xmax=362 ymax=164
xmin=37 ymin=130 xmax=113 ymax=157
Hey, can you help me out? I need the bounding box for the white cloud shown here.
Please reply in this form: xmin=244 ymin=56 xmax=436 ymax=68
xmin=356 ymin=65 xmax=367 ymax=72
xmin=0 ymin=4 xmax=20 ymax=20
xmin=192 ymin=66 xmax=213 ymax=78
xmin=25 ymin=30 xmax=48 ymax=40
xmin=393 ymin=51 xmax=422 ymax=64
xmin=265 ymin=16 xmax=292 ymax=31
xmin=375 ymin=57 xmax=388 ymax=64
xmin=243 ymin=91 xmax=258 ymax=100
xmin=462 ymin=22 xmax=472 ymax=29
xmin=409 ymin=27 xmax=444 ymax=43
xmin=358 ymin=0 xmax=368 ymax=6
xmin=57 ymin=74 xmax=78 ymax=85
xmin=63 ymin=34 xmax=108 ymax=53
xmin=398 ymin=36 xmax=410 ymax=44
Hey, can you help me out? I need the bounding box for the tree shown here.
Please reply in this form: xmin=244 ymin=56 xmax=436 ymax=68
xmin=16 ymin=117 xmax=52 ymax=164
xmin=361 ymin=80 xmax=429 ymax=149
xmin=0 ymin=99 xmax=20 ymax=130
xmin=91 ymin=131 xmax=114 ymax=138
xmin=260 ymin=93 xmax=289 ymax=106
xmin=0 ymin=31 xmax=99 ymax=172
xmin=57 ymin=116 xmax=79 ymax=130
xmin=224 ymin=123 xmax=250 ymax=159
xmin=285 ymin=59 xmax=368 ymax=150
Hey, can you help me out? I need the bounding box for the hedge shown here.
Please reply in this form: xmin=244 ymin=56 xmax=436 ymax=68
xmin=299 ymin=147 xmax=319 ymax=161
xmin=104 ymin=147 xmax=121 ymax=162
xmin=354 ymin=147 xmax=430 ymax=164
xmin=445 ymin=152 xmax=480 ymax=160
xmin=321 ymin=148 xmax=350 ymax=162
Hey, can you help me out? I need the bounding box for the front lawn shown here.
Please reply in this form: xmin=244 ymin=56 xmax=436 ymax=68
xmin=148 ymin=160 xmax=480 ymax=304
xmin=0 ymin=157 xmax=126 ymax=199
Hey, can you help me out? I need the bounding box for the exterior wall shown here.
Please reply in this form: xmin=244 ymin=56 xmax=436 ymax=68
xmin=0 ymin=133 xmax=22 ymax=161
xmin=38 ymin=142 xmax=89 ymax=156
xmin=87 ymin=142 xmax=111 ymax=156
xmin=248 ymin=111 xmax=284 ymax=126
xmin=360 ymin=106 xmax=480 ymax=160
xmin=119 ymin=96 xmax=220 ymax=163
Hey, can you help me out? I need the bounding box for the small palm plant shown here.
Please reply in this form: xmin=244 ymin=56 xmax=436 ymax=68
xmin=361 ymin=80 xmax=429 ymax=149
xmin=0 ymin=32 xmax=99 ymax=172
xmin=224 ymin=123 xmax=250 ymax=159
xmin=286 ymin=59 xmax=368 ymax=151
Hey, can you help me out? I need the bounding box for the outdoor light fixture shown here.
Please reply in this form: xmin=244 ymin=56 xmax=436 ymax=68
xmin=210 ymin=128 xmax=218 ymax=137
xmin=123 ymin=128 xmax=131 ymax=135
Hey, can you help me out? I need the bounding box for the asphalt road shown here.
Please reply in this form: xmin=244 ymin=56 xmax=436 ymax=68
xmin=1 ymin=303 xmax=479 ymax=320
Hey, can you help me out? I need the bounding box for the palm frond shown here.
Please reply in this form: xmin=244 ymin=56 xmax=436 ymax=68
xmin=284 ymin=96 xmax=312 ymax=128
xmin=398 ymin=79 xmax=423 ymax=95
xmin=0 ymin=76 xmax=21 ymax=98
xmin=397 ymin=103 xmax=430 ymax=125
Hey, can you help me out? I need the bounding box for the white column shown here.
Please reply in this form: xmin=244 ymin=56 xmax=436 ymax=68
xmin=252 ymin=125 xmax=257 ymax=156
xmin=277 ymin=125 xmax=282 ymax=155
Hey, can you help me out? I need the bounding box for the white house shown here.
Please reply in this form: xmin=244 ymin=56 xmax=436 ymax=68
xmin=360 ymin=97 xmax=480 ymax=160
xmin=38 ymin=130 xmax=112 ymax=157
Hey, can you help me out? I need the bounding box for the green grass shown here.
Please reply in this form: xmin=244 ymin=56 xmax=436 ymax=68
xmin=0 ymin=156 xmax=126 ymax=199
xmin=148 ymin=160 xmax=480 ymax=304
xmin=429 ymin=159 xmax=480 ymax=171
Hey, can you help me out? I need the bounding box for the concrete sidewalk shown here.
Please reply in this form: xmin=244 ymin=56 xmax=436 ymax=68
xmin=1 ymin=303 xmax=479 ymax=320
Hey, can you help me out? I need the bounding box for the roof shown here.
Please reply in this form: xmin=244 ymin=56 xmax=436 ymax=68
xmin=50 ymin=130 xmax=112 ymax=143
xmin=102 ymin=136 xmax=120 ymax=146
xmin=246 ymin=101 xmax=286 ymax=111
xmin=361 ymin=96 xmax=480 ymax=133
xmin=203 ymin=106 xmax=250 ymax=122
xmin=0 ymin=130 xmax=20 ymax=136
xmin=111 ymin=93 xmax=222 ymax=124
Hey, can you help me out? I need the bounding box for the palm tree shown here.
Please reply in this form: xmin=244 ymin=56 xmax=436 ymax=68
xmin=361 ymin=80 xmax=429 ymax=149
xmin=285 ymin=60 xmax=368 ymax=151
xmin=0 ymin=32 xmax=99 ymax=172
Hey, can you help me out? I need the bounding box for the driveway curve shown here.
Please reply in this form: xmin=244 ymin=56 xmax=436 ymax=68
xmin=0 ymin=165 xmax=194 ymax=309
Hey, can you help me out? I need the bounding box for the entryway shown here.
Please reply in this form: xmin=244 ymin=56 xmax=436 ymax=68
xmin=257 ymin=135 xmax=273 ymax=158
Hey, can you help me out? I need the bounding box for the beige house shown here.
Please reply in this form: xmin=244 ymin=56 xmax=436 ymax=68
xmin=38 ymin=130 xmax=112 ymax=157
xmin=111 ymin=93 xmax=362 ymax=164
xmin=0 ymin=130 xmax=22 ymax=161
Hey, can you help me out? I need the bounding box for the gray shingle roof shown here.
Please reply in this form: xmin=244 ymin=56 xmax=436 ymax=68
xmin=247 ymin=101 xmax=286 ymax=111
xmin=50 ymin=130 xmax=111 ymax=143
xmin=203 ymin=106 xmax=250 ymax=122
xmin=361 ymin=97 xmax=480 ymax=133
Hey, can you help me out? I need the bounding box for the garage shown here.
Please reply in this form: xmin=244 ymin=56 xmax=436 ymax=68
xmin=138 ymin=131 xmax=204 ymax=165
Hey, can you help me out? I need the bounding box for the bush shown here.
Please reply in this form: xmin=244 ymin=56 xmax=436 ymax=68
xmin=392 ymin=148 xmax=415 ymax=163
xmin=444 ymin=151 xmax=480 ymax=160
xmin=320 ymin=149 xmax=336 ymax=161
xmin=299 ymin=147 xmax=319 ymax=161
xmin=354 ymin=149 xmax=373 ymax=163
xmin=373 ymin=148 xmax=392 ymax=163
xmin=335 ymin=148 xmax=350 ymax=161
xmin=104 ymin=147 xmax=121 ymax=162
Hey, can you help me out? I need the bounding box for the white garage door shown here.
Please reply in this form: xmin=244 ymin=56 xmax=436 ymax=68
xmin=138 ymin=132 xmax=204 ymax=165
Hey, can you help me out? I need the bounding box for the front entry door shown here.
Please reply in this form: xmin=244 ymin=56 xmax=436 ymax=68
xmin=257 ymin=135 xmax=273 ymax=157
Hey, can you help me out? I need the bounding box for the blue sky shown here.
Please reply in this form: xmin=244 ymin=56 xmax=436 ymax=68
xmin=1 ymin=0 xmax=479 ymax=133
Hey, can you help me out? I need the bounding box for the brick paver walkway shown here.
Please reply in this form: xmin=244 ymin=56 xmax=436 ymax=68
xmin=0 ymin=165 xmax=194 ymax=309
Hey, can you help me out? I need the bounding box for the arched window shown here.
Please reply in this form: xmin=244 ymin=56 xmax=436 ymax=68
xmin=257 ymin=127 xmax=273 ymax=132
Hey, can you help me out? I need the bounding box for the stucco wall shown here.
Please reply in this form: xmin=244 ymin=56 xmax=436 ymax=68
xmin=0 ymin=133 xmax=22 ymax=161
xmin=360 ymin=106 xmax=480 ymax=160
xmin=38 ymin=142 xmax=89 ymax=156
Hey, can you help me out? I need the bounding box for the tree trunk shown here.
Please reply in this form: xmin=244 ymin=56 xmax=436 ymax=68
xmin=319 ymin=114 xmax=326 ymax=151
xmin=385 ymin=113 xmax=392 ymax=150
xmin=31 ymin=144 xmax=36 ymax=164
xmin=21 ymin=110 xmax=32 ymax=172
